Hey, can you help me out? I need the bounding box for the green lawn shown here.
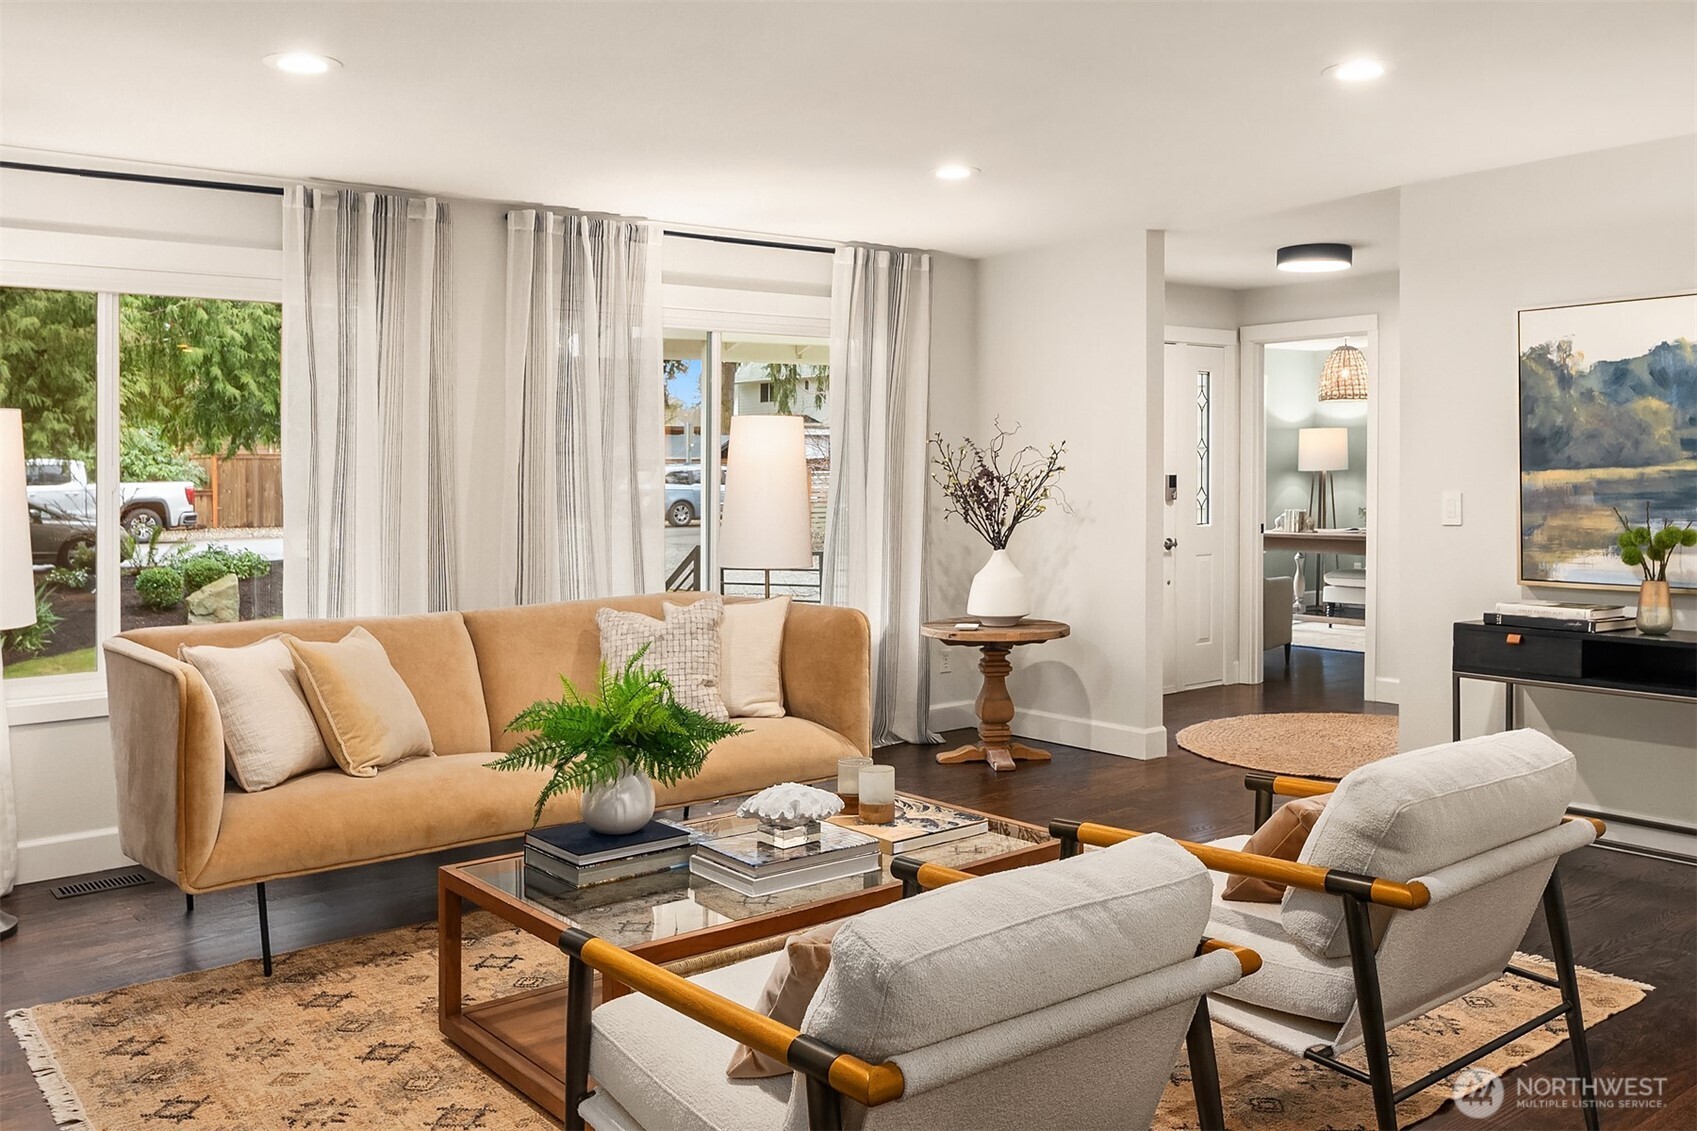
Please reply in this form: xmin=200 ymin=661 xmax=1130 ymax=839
xmin=4 ymin=647 xmax=97 ymax=678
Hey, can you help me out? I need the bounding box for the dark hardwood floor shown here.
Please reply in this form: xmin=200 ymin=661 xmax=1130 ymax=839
xmin=1 ymin=648 xmax=1690 ymax=1129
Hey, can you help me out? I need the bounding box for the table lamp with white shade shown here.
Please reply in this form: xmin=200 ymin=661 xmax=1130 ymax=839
xmin=718 ymin=415 xmax=813 ymax=596
xmin=1 ymin=408 xmax=35 ymax=939
xmin=1297 ymin=426 xmax=1348 ymax=530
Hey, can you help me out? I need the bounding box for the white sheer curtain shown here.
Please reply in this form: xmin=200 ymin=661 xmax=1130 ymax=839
xmin=823 ymin=246 xmax=940 ymax=746
xmin=502 ymin=211 xmax=663 ymax=603
xmin=282 ymin=188 xmax=459 ymax=617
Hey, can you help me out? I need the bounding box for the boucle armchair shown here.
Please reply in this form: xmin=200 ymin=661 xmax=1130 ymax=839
xmin=555 ymin=834 xmax=1260 ymax=1131
xmin=1054 ymin=729 xmax=1603 ymax=1131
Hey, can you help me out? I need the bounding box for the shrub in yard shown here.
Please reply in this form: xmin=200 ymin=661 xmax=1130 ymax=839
xmin=230 ymin=549 xmax=272 ymax=579
xmin=44 ymin=566 xmax=90 ymax=591
xmin=0 ymin=585 xmax=62 ymax=656
xmin=182 ymin=554 xmax=235 ymax=595
xmin=136 ymin=566 xmax=186 ymax=610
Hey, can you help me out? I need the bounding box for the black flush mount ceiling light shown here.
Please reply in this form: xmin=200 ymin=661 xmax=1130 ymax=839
xmin=1276 ymin=243 xmax=1353 ymax=273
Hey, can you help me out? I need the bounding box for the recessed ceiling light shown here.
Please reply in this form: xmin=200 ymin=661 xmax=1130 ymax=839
xmin=1324 ymin=58 xmax=1386 ymax=83
xmin=934 ymin=164 xmax=978 ymax=181
xmin=263 ymin=51 xmax=341 ymax=75
xmin=1276 ymin=243 xmax=1354 ymax=273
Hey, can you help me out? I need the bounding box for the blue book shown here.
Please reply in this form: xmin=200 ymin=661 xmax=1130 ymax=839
xmin=525 ymin=819 xmax=692 ymax=866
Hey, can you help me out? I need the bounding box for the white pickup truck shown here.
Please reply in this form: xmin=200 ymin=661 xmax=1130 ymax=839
xmin=25 ymin=458 xmax=199 ymax=539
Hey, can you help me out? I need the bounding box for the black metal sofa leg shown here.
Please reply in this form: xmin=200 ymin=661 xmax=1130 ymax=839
xmin=1543 ymin=867 xmax=1600 ymax=1130
xmin=256 ymin=882 xmax=272 ymax=977
xmin=184 ymin=893 xmax=194 ymax=913
xmin=1188 ymin=997 xmax=1227 ymax=1131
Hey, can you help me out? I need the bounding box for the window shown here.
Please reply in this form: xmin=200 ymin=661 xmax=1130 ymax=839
xmin=2 ymin=286 xmax=283 ymax=688
xmin=1195 ymin=369 xmax=1212 ymax=526
xmin=659 ymin=330 xmax=830 ymax=601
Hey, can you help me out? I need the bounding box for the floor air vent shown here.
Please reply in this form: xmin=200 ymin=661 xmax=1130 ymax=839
xmin=51 ymin=871 xmax=153 ymax=900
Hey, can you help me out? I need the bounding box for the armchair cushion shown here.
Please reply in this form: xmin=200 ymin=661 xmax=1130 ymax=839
xmin=1283 ymin=729 xmax=1577 ymax=958
xmin=803 ymin=833 xmax=1210 ymax=1061
xmin=727 ymin=920 xmax=844 ymax=1078
xmin=589 ymin=953 xmax=792 ymax=1131
xmin=1223 ymin=795 xmax=1328 ymax=902
xmin=1204 ymin=836 xmax=1357 ymax=1024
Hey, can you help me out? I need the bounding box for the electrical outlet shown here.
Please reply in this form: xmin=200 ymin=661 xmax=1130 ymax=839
xmin=1442 ymin=490 xmax=1463 ymax=526
xmin=938 ymin=648 xmax=953 ymax=674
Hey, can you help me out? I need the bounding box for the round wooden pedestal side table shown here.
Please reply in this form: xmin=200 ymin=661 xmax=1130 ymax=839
xmin=921 ymin=619 xmax=1071 ymax=772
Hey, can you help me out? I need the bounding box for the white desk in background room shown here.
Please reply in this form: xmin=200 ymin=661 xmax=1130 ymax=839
xmin=1262 ymin=528 xmax=1368 ymax=626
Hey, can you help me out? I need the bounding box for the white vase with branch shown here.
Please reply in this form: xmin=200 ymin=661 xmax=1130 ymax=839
xmin=931 ymin=422 xmax=1069 ymax=625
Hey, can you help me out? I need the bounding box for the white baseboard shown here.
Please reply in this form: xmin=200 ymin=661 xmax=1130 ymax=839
xmin=16 ymin=826 xmax=135 ymax=885
xmin=1371 ymin=676 xmax=1400 ymax=705
xmin=927 ymin=701 xmax=1168 ymax=760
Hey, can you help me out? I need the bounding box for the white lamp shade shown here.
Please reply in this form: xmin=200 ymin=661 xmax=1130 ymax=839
xmin=1 ymin=409 xmax=36 ymax=631
xmin=718 ymin=415 xmax=814 ymax=570
xmin=1297 ymin=426 xmax=1349 ymax=472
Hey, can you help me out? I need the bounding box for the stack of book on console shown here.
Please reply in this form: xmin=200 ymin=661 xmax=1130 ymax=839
xmin=826 ymin=797 xmax=989 ymax=854
xmin=524 ymin=820 xmax=694 ymax=889
xmin=1484 ymin=601 xmax=1634 ymax=633
xmin=690 ymin=824 xmax=880 ymax=897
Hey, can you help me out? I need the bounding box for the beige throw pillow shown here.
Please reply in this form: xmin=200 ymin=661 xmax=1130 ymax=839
xmin=726 ymin=920 xmax=844 ymax=1078
xmin=597 ymin=596 xmax=729 ymax=721
xmin=179 ymin=635 xmax=334 ymax=792
xmin=708 ymin=595 xmax=789 ymax=719
xmin=283 ymin=626 xmax=435 ymax=777
xmin=1222 ymin=795 xmax=1330 ymax=902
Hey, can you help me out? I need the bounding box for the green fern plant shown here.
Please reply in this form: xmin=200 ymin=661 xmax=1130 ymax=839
xmin=486 ymin=645 xmax=741 ymax=826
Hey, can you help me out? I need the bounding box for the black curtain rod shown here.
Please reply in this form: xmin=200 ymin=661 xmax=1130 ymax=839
xmin=1 ymin=160 xmax=285 ymax=196
xmin=662 ymin=229 xmax=836 ymax=255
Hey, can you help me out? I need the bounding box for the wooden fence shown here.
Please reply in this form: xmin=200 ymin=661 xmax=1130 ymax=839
xmin=189 ymin=450 xmax=282 ymax=529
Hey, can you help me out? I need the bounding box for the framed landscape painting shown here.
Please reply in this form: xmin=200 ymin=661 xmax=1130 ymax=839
xmin=1519 ymin=293 xmax=1697 ymax=590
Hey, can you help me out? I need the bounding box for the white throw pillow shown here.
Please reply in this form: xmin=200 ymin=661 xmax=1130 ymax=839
xmin=179 ymin=635 xmax=335 ymax=792
xmin=597 ymin=596 xmax=729 ymax=721
xmin=707 ymin=595 xmax=789 ymax=719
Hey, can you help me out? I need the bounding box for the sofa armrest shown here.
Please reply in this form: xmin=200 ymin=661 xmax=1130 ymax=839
xmin=103 ymin=638 xmax=227 ymax=890
xmin=780 ymin=602 xmax=872 ymax=755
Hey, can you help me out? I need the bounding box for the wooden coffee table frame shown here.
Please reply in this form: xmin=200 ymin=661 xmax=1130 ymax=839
xmin=438 ymin=793 xmax=1056 ymax=1120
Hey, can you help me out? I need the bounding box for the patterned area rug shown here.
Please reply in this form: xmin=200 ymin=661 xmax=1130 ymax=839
xmin=1177 ymin=711 xmax=1399 ymax=778
xmin=8 ymin=918 xmax=1648 ymax=1130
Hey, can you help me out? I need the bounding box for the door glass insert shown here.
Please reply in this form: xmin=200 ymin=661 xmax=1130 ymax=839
xmin=1195 ymin=369 xmax=1212 ymax=526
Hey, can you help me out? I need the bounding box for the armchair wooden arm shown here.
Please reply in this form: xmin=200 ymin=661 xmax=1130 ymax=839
xmin=1243 ymin=772 xmax=1339 ymax=826
xmin=1048 ymin=819 xmax=1432 ymax=911
xmin=557 ymin=926 xmax=904 ymax=1131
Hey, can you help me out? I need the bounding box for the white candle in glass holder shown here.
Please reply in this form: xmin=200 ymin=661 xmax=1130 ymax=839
xmin=837 ymin=756 xmax=874 ymax=815
xmin=858 ymin=765 xmax=896 ymax=825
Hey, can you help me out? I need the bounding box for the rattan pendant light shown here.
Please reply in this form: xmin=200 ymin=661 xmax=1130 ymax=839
xmin=1319 ymin=341 xmax=1369 ymax=401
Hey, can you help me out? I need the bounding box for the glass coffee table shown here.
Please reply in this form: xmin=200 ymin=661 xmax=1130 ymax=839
xmin=437 ymin=788 xmax=1056 ymax=1120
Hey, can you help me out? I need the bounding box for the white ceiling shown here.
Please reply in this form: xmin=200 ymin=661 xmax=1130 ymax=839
xmin=2 ymin=2 xmax=1692 ymax=262
xmin=1166 ymin=189 xmax=1400 ymax=289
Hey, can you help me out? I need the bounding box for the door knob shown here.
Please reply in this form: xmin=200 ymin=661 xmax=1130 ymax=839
xmin=1163 ymin=537 xmax=1178 ymax=550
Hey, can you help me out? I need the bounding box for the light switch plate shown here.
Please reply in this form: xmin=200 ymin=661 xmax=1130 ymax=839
xmin=1441 ymin=490 xmax=1463 ymax=526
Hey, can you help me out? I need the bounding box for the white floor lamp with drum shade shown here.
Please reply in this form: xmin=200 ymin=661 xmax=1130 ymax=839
xmin=718 ymin=415 xmax=814 ymax=595
xmin=0 ymin=408 xmax=34 ymax=939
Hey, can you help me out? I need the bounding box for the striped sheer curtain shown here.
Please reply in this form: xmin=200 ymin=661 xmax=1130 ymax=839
xmin=281 ymin=188 xmax=459 ymax=617
xmin=823 ymin=246 xmax=940 ymax=746
xmin=501 ymin=211 xmax=663 ymax=603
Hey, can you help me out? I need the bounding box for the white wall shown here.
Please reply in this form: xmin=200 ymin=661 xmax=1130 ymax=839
xmin=930 ymin=231 xmax=1168 ymax=758
xmin=1397 ymin=136 xmax=1697 ymax=848
xmin=1166 ymin=282 xmax=1239 ymax=330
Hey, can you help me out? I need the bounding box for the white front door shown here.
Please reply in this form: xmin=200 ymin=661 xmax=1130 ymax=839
xmin=1163 ymin=343 xmax=1227 ymax=691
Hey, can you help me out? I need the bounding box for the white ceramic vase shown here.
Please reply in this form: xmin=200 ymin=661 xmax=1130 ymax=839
xmin=967 ymin=548 xmax=1031 ymax=626
xmin=580 ymin=764 xmax=656 ymax=834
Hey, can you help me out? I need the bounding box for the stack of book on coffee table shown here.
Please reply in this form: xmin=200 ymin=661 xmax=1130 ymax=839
xmin=690 ymin=824 xmax=880 ymax=897
xmin=827 ymin=797 xmax=988 ymax=854
xmin=1484 ymin=600 xmax=1633 ymax=633
xmin=524 ymin=820 xmax=694 ymax=890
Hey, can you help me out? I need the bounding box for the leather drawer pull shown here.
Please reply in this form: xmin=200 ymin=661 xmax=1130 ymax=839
xmin=1506 ymin=634 xmax=1522 ymax=644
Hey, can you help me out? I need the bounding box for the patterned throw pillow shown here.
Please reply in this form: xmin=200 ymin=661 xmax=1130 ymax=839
xmin=597 ymin=596 xmax=729 ymax=721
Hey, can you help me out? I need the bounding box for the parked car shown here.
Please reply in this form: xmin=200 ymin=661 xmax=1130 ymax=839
xmin=25 ymin=458 xmax=198 ymax=539
xmin=29 ymin=504 xmax=96 ymax=567
xmin=663 ymin=464 xmax=726 ymax=527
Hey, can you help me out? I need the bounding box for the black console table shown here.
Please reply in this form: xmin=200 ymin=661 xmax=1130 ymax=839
xmin=1453 ymin=620 xmax=1697 ymax=859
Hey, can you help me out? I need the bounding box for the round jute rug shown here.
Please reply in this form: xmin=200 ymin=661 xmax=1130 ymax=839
xmin=1176 ymin=711 xmax=1398 ymax=778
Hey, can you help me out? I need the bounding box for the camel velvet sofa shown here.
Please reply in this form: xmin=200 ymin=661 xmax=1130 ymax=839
xmin=103 ymin=592 xmax=869 ymax=922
